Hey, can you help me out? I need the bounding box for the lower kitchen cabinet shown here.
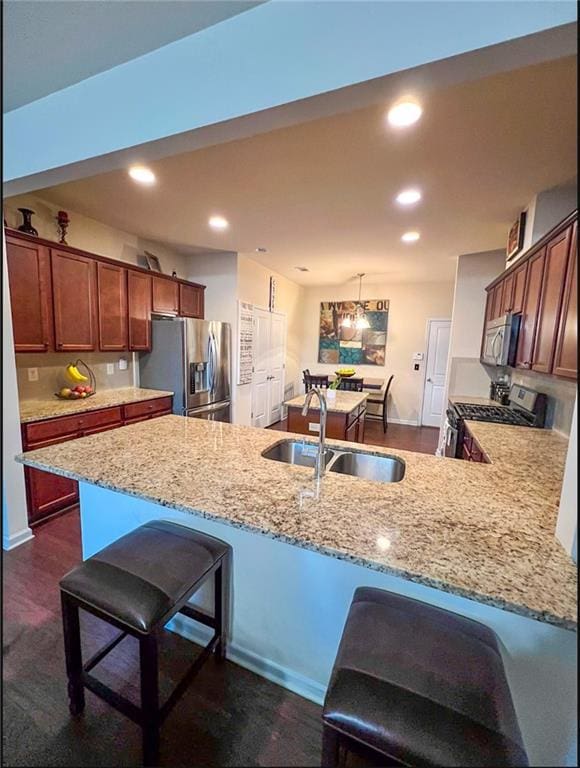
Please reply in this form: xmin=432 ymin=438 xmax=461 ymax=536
xmin=286 ymin=404 xmax=367 ymax=443
xmin=462 ymin=427 xmax=489 ymax=463
xmin=21 ymin=397 xmax=172 ymax=526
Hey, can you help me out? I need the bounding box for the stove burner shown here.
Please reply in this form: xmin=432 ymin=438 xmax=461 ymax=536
xmin=453 ymin=403 xmax=530 ymax=426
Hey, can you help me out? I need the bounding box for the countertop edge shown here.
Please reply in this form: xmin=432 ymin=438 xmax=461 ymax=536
xmin=14 ymin=451 xmax=577 ymax=633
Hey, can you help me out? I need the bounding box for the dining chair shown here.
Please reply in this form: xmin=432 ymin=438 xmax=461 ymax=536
xmin=304 ymin=374 xmax=329 ymax=392
xmin=367 ymin=375 xmax=394 ymax=432
xmin=338 ymin=377 xmax=364 ymax=392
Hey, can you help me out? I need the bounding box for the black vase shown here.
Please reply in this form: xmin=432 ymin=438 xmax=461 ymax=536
xmin=17 ymin=208 xmax=38 ymax=236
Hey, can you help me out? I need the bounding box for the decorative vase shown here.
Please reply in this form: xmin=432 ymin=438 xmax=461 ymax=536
xmin=17 ymin=208 xmax=38 ymax=236
xmin=56 ymin=210 xmax=70 ymax=244
xmin=327 ymin=389 xmax=337 ymax=400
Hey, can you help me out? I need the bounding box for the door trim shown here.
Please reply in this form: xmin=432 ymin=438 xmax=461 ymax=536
xmin=420 ymin=317 xmax=452 ymax=428
xmin=250 ymin=306 xmax=287 ymax=428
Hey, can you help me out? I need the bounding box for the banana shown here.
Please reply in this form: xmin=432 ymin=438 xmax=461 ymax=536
xmin=66 ymin=363 xmax=88 ymax=383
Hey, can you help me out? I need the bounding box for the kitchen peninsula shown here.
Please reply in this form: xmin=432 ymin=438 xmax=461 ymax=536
xmin=285 ymin=390 xmax=367 ymax=442
xmin=16 ymin=416 xmax=577 ymax=765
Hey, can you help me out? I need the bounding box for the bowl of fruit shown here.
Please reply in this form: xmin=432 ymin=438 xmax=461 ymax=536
xmin=335 ymin=367 xmax=356 ymax=378
xmin=55 ymin=361 xmax=97 ymax=400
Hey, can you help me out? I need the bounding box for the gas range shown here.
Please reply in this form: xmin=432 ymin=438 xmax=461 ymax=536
xmin=444 ymin=385 xmax=548 ymax=459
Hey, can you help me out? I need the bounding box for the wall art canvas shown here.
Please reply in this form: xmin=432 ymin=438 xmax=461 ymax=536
xmin=318 ymin=299 xmax=389 ymax=366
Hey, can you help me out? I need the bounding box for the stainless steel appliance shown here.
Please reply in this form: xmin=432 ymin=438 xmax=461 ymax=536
xmin=139 ymin=318 xmax=231 ymax=422
xmin=445 ymin=384 xmax=547 ymax=459
xmin=481 ymin=314 xmax=520 ymax=367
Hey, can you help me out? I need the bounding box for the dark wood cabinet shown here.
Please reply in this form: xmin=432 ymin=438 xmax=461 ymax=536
xmin=179 ymin=283 xmax=204 ymax=318
xmin=515 ymin=248 xmax=546 ymax=369
xmin=51 ymin=249 xmax=98 ymax=351
xmin=511 ymin=261 xmax=528 ymax=314
xmin=152 ymin=276 xmax=179 ymax=315
xmin=553 ymin=222 xmax=577 ymax=379
xmin=21 ymin=397 xmax=172 ymax=526
xmin=127 ymin=270 xmax=152 ymax=351
xmin=532 ymin=226 xmax=573 ymax=374
xmin=5 ymin=235 xmax=53 ymax=352
xmin=461 ymin=427 xmax=489 ymax=463
xmin=97 ymin=262 xmax=127 ymax=351
xmin=490 ymin=282 xmax=504 ymax=319
xmin=286 ymin=403 xmax=367 ymax=443
xmin=500 ymin=274 xmax=514 ymax=315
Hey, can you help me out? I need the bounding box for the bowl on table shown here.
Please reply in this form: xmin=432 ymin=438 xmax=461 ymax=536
xmin=335 ymin=368 xmax=356 ymax=378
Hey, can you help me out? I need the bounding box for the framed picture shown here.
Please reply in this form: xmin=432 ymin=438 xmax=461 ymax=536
xmin=506 ymin=212 xmax=526 ymax=261
xmin=144 ymin=251 xmax=163 ymax=273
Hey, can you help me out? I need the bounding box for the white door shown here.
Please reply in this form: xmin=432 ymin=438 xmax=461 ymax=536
xmin=252 ymin=308 xmax=270 ymax=428
xmin=421 ymin=319 xmax=451 ymax=427
xmin=268 ymin=312 xmax=286 ymax=425
xmin=251 ymin=308 xmax=286 ymax=427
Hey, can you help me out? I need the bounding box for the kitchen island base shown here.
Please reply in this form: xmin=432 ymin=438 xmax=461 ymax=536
xmin=79 ymin=482 xmax=576 ymax=768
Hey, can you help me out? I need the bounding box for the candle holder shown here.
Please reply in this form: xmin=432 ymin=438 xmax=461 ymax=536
xmin=56 ymin=210 xmax=70 ymax=244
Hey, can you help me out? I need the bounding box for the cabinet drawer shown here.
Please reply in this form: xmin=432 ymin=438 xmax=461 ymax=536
xmin=24 ymin=415 xmax=82 ymax=446
xmin=78 ymin=407 xmax=123 ymax=432
xmin=123 ymin=397 xmax=173 ymax=420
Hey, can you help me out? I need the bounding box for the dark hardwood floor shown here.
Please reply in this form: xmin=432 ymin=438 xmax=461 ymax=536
xmin=268 ymin=418 xmax=440 ymax=455
xmin=2 ymin=510 xmax=324 ymax=767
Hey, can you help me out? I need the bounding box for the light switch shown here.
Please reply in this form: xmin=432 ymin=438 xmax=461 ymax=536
xmin=27 ymin=368 xmax=39 ymax=382
xmin=106 ymin=363 xmax=115 ymax=375
xmin=414 ymin=363 xmax=420 ymax=371
xmin=413 ymin=352 xmax=424 ymax=361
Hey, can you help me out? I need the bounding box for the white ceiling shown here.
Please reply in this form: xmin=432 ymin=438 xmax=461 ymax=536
xmin=35 ymin=55 xmax=577 ymax=286
xmin=2 ymin=0 xmax=263 ymax=112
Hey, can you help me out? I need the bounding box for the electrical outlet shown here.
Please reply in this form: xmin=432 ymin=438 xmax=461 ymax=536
xmin=414 ymin=363 xmax=420 ymax=371
xmin=27 ymin=368 xmax=39 ymax=382
xmin=106 ymin=363 xmax=115 ymax=375
xmin=118 ymin=357 xmax=128 ymax=371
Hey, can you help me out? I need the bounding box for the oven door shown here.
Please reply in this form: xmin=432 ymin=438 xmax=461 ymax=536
xmin=444 ymin=410 xmax=459 ymax=458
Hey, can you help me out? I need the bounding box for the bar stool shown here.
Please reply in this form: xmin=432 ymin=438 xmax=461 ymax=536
xmin=60 ymin=520 xmax=231 ymax=766
xmin=322 ymin=587 xmax=528 ymax=767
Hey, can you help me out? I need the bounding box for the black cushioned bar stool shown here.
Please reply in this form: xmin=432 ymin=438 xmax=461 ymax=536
xmin=59 ymin=520 xmax=231 ymax=766
xmin=322 ymin=587 xmax=529 ymax=767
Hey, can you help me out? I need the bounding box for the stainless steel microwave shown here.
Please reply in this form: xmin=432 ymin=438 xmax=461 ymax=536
xmin=481 ymin=314 xmax=520 ymax=367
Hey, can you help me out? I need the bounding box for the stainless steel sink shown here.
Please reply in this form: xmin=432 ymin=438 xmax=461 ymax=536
xmin=328 ymin=451 xmax=405 ymax=483
xmin=262 ymin=440 xmax=405 ymax=483
xmin=262 ymin=440 xmax=335 ymax=468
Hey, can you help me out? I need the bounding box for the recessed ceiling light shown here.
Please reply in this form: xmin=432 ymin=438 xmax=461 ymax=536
xmin=128 ymin=165 xmax=156 ymax=185
xmin=209 ymin=215 xmax=229 ymax=230
xmin=387 ymin=100 xmax=422 ymax=127
xmin=294 ymin=266 xmax=310 ymax=272
xmin=401 ymin=231 xmax=420 ymax=243
xmin=396 ymin=188 xmax=422 ymax=206
xmin=256 ymin=247 xmax=268 ymax=253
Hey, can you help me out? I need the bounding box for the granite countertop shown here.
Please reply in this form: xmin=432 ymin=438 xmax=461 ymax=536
xmin=285 ymin=391 xmax=368 ymax=413
xmin=19 ymin=387 xmax=174 ymax=424
xmin=449 ymin=395 xmax=497 ymax=406
xmin=16 ymin=415 xmax=576 ymax=630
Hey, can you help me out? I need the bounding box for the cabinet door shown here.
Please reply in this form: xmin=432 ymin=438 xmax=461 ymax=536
xmin=127 ymin=270 xmax=152 ymax=351
xmin=152 ymin=276 xmax=179 ymax=314
xmin=500 ymin=274 xmax=515 ymax=314
xmin=511 ymin=261 xmax=528 ymax=314
xmin=490 ymin=282 xmax=504 ymax=319
xmin=553 ymin=222 xmax=577 ymax=379
xmin=5 ymin=236 xmax=53 ymax=352
xmin=179 ymin=283 xmax=204 ymax=318
xmin=52 ymin=249 xmax=97 ymax=351
xmin=25 ymin=466 xmax=79 ymax=526
xmin=532 ymin=227 xmax=573 ymax=374
xmin=97 ymin=262 xmax=128 ymax=350
xmin=516 ymin=248 xmax=546 ymax=369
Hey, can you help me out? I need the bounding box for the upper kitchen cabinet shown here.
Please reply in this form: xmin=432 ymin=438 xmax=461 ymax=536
xmin=5 ymin=234 xmax=54 ymax=352
xmin=531 ymin=225 xmax=573 ymax=374
xmin=51 ymin=249 xmax=98 ymax=351
xmin=500 ymin=260 xmax=528 ymax=315
xmin=97 ymin=262 xmax=128 ymax=351
xmin=515 ymin=248 xmax=545 ymax=369
xmin=553 ymin=222 xmax=577 ymax=379
xmin=152 ymin=276 xmax=179 ymax=315
xmin=490 ymin=282 xmax=504 ymax=319
xmin=179 ymin=282 xmax=204 ymax=318
xmin=127 ymin=270 xmax=152 ymax=351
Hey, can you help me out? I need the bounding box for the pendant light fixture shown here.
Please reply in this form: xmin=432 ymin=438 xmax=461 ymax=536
xmin=341 ymin=273 xmax=370 ymax=330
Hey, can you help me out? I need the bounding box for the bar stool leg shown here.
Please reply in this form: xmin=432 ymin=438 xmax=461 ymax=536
xmin=214 ymin=553 xmax=230 ymax=661
xmin=140 ymin=634 xmax=159 ymax=767
xmin=61 ymin=592 xmax=85 ymax=717
xmin=321 ymin=725 xmax=341 ymax=767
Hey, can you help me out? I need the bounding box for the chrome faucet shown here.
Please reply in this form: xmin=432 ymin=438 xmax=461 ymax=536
xmin=302 ymin=387 xmax=328 ymax=480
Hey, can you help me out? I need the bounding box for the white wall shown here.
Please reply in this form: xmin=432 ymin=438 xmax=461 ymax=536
xmin=520 ymin=180 xmax=577 ymax=255
xmin=300 ymin=280 xmax=454 ymax=426
xmin=2 ymin=229 xmax=33 ymax=550
xmin=556 ymin=397 xmax=577 ymax=561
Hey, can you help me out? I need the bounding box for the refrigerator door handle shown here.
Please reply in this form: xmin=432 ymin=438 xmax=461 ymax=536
xmin=209 ymin=330 xmax=217 ymax=393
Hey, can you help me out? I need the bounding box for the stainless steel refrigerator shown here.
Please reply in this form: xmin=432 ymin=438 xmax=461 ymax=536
xmin=139 ymin=317 xmax=232 ymax=422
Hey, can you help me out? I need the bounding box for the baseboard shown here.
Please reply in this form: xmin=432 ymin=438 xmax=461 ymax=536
xmin=167 ymin=614 xmax=326 ymax=707
xmin=366 ymin=415 xmax=420 ymax=427
xmin=2 ymin=526 xmax=34 ymax=551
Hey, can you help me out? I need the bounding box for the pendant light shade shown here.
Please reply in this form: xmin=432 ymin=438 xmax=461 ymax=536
xmin=341 ymin=273 xmax=369 ymax=329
